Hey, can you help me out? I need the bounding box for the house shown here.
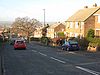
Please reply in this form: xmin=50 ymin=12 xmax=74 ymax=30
xmin=65 ymin=4 xmax=100 ymax=38
xmin=34 ymin=27 xmax=43 ymax=38
xmin=94 ymin=8 xmax=100 ymax=37
xmin=0 ymin=26 xmax=4 ymax=35
xmin=47 ymin=23 xmax=65 ymax=38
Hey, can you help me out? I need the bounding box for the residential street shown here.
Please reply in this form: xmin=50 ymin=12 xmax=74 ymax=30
xmin=1 ymin=41 xmax=100 ymax=75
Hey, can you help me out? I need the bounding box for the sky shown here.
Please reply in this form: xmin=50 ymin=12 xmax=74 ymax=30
xmin=0 ymin=0 xmax=100 ymax=22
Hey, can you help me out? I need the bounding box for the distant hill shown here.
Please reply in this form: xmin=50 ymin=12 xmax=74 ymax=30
xmin=0 ymin=21 xmax=56 ymax=27
xmin=41 ymin=22 xmax=56 ymax=25
xmin=0 ymin=21 xmax=13 ymax=27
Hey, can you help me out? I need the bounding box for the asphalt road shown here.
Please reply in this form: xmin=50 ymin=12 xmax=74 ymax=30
xmin=1 ymin=41 xmax=100 ymax=75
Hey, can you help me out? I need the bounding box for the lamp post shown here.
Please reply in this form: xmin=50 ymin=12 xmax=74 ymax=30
xmin=9 ymin=27 xmax=12 ymax=40
xmin=43 ymin=9 xmax=45 ymax=27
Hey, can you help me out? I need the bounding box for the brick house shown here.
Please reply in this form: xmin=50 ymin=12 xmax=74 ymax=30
xmin=47 ymin=23 xmax=65 ymax=38
xmin=65 ymin=5 xmax=100 ymax=38
xmin=94 ymin=9 xmax=100 ymax=37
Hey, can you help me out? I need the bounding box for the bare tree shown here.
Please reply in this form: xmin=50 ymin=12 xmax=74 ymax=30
xmin=11 ymin=17 xmax=42 ymax=42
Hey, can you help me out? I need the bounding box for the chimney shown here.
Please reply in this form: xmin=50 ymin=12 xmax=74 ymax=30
xmin=93 ymin=3 xmax=97 ymax=7
xmin=84 ymin=6 xmax=88 ymax=8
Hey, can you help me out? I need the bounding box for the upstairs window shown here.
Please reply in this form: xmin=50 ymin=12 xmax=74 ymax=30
xmin=70 ymin=22 xmax=73 ymax=28
xmin=80 ymin=22 xmax=84 ymax=29
xmin=75 ymin=22 xmax=79 ymax=29
xmin=98 ymin=16 xmax=100 ymax=23
xmin=66 ymin=22 xmax=70 ymax=28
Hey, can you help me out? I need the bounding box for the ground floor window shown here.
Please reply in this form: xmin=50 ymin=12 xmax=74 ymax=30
xmin=96 ymin=30 xmax=100 ymax=37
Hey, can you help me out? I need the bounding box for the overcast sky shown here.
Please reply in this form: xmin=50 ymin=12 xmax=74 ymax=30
xmin=0 ymin=0 xmax=100 ymax=22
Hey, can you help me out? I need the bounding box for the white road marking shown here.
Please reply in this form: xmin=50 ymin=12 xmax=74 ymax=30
xmin=32 ymin=50 xmax=37 ymax=52
xmin=68 ymin=52 xmax=76 ymax=54
xmin=78 ymin=61 xmax=100 ymax=66
xmin=50 ymin=57 xmax=66 ymax=64
xmin=76 ymin=66 xmax=100 ymax=75
xmin=1 ymin=56 xmax=6 ymax=75
xmin=31 ymin=49 xmax=100 ymax=75
xmin=38 ymin=52 xmax=47 ymax=57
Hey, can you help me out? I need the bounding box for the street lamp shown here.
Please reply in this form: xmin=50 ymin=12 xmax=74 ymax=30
xmin=43 ymin=9 xmax=45 ymax=27
xmin=9 ymin=27 xmax=12 ymax=40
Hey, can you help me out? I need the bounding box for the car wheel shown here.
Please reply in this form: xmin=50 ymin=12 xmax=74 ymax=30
xmin=66 ymin=48 xmax=69 ymax=51
xmin=62 ymin=47 xmax=64 ymax=50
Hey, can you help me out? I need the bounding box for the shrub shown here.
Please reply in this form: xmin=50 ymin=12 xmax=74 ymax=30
xmin=87 ymin=29 xmax=95 ymax=38
xmin=74 ymin=38 xmax=89 ymax=48
xmin=0 ymin=37 xmax=3 ymax=43
xmin=40 ymin=37 xmax=50 ymax=45
xmin=88 ymin=38 xmax=100 ymax=46
xmin=57 ymin=32 xmax=65 ymax=38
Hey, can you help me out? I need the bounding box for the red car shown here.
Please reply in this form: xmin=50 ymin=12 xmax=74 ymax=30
xmin=14 ymin=40 xmax=26 ymax=50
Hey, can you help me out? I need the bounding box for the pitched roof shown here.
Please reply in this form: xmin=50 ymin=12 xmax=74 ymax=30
xmin=49 ymin=23 xmax=63 ymax=29
xmin=95 ymin=9 xmax=100 ymax=14
xmin=67 ymin=7 xmax=100 ymax=22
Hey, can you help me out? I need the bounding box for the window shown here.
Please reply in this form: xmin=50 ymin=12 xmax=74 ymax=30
xmin=66 ymin=22 xmax=70 ymax=28
xmin=70 ymin=22 xmax=73 ymax=28
xmin=70 ymin=32 xmax=74 ymax=37
xmin=80 ymin=22 xmax=84 ymax=29
xmin=75 ymin=22 xmax=79 ymax=29
xmin=98 ymin=16 xmax=100 ymax=23
xmin=75 ymin=33 xmax=78 ymax=38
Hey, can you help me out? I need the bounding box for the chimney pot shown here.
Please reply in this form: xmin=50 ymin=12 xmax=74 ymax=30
xmin=84 ymin=6 xmax=88 ymax=8
xmin=93 ymin=3 xmax=97 ymax=7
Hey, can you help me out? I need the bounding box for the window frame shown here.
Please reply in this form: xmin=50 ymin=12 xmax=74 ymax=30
xmin=98 ymin=16 xmax=100 ymax=23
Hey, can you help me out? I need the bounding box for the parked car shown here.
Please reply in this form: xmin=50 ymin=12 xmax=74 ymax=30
xmin=14 ymin=40 xmax=26 ymax=50
xmin=62 ymin=40 xmax=79 ymax=51
xmin=10 ymin=38 xmax=17 ymax=45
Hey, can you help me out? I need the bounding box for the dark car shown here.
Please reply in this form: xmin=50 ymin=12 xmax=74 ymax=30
xmin=14 ymin=40 xmax=26 ymax=50
xmin=62 ymin=40 xmax=79 ymax=51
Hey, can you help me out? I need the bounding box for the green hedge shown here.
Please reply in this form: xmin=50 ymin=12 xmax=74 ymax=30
xmin=40 ymin=37 xmax=51 ymax=45
xmin=87 ymin=37 xmax=100 ymax=46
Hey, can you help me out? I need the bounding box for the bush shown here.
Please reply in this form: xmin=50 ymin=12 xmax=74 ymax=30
xmin=40 ymin=37 xmax=51 ymax=45
xmin=57 ymin=32 xmax=65 ymax=38
xmin=0 ymin=37 xmax=3 ymax=43
xmin=87 ymin=38 xmax=100 ymax=46
xmin=87 ymin=29 xmax=95 ymax=38
xmin=74 ymin=38 xmax=89 ymax=48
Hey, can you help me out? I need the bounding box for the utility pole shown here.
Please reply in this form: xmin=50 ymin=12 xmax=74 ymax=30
xmin=43 ymin=9 xmax=45 ymax=27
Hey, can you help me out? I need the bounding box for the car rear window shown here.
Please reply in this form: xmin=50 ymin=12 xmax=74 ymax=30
xmin=69 ymin=41 xmax=78 ymax=44
xmin=16 ymin=41 xmax=24 ymax=44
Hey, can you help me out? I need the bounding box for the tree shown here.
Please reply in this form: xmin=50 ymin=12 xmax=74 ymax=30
xmin=11 ymin=17 xmax=42 ymax=42
xmin=87 ymin=29 xmax=95 ymax=38
xmin=42 ymin=24 xmax=49 ymax=37
xmin=57 ymin=32 xmax=65 ymax=38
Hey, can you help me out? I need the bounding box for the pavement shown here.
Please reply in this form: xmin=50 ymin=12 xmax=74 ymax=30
xmin=0 ymin=46 xmax=2 ymax=75
xmin=0 ymin=56 xmax=1 ymax=75
xmin=0 ymin=42 xmax=5 ymax=75
xmin=31 ymin=41 xmax=100 ymax=59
